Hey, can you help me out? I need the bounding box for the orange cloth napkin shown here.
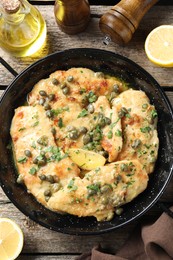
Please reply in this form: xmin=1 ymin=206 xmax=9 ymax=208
xmin=76 ymin=207 xmax=173 ymax=260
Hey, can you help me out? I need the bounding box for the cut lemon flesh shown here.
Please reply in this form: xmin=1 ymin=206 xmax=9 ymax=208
xmin=0 ymin=218 xmax=24 ymax=260
xmin=145 ymin=25 xmax=173 ymax=67
xmin=68 ymin=148 xmax=106 ymax=170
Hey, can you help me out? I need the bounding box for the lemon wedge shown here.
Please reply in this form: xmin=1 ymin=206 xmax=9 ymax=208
xmin=145 ymin=25 xmax=173 ymax=67
xmin=68 ymin=148 xmax=106 ymax=170
xmin=0 ymin=218 xmax=24 ymax=260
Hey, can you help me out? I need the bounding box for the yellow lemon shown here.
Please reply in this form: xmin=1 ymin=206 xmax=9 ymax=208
xmin=68 ymin=148 xmax=106 ymax=170
xmin=0 ymin=218 xmax=24 ymax=260
xmin=145 ymin=25 xmax=173 ymax=67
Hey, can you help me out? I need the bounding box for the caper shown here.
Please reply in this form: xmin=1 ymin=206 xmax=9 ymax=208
xmin=69 ymin=130 xmax=79 ymax=140
xmin=51 ymin=127 xmax=56 ymax=135
xmin=52 ymin=78 xmax=59 ymax=85
xmin=93 ymin=132 xmax=102 ymax=141
xmin=142 ymin=103 xmax=148 ymax=109
xmin=46 ymin=110 xmax=53 ymax=118
xmin=17 ymin=174 xmax=24 ymax=184
xmin=118 ymin=107 xmax=128 ymax=118
xmin=87 ymin=104 xmax=95 ymax=114
xmin=39 ymin=90 xmax=47 ymax=97
xmin=86 ymin=142 xmax=93 ymax=150
xmin=113 ymin=84 xmax=119 ymax=93
xmin=101 ymin=185 xmax=111 ymax=193
xmin=38 ymin=159 xmax=47 ymax=166
xmin=40 ymin=151 xmax=46 ymax=156
xmin=98 ymin=118 xmax=106 ymax=128
xmin=120 ymin=163 xmax=128 ymax=172
xmin=39 ymin=174 xmax=46 ymax=181
xmin=105 ymin=117 xmax=111 ymax=125
xmin=24 ymin=150 xmax=32 ymax=157
xmin=66 ymin=125 xmax=76 ymax=132
xmin=102 ymin=197 xmax=109 ymax=205
xmin=150 ymin=156 xmax=157 ymax=163
xmin=78 ymin=126 xmax=88 ymax=135
xmin=96 ymin=145 xmax=103 ymax=151
xmin=45 ymin=196 xmax=50 ymax=202
xmin=115 ymin=207 xmax=123 ymax=215
xmin=53 ymin=175 xmax=59 ymax=183
xmin=48 ymin=94 xmax=55 ymax=101
xmin=39 ymin=98 xmax=46 ymax=105
xmin=46 ymin=175 xmax=55 ymax=183
xmin=33 ymin=157 xmax=38 ymax=164
xmin=131 ymin=139 xmax=141 ymax=149
xmin=95 ymin=72 xmax=104 ymax=78
xmin=62 ymin=87 xmax=69 ymax=95
xmin=44 ymin=103 xmax=51 ymax=110
xmin=60 ymin=82 xmax=66 ymax=89
xmin=51 ymin=183 xmax=61 ymax=192
xmin=88 ymin=189 xmax=97 ymax=196
xmin=83 ymin=134 xmax=91 ymax=145
xmin=99 ymin=150 xmax=108 ymax=158
xmin=37 ymin=136 xmax=48 ymax=146
xmin=44 ymin=189 xmax=51 ymax=197
xmin=109 ymin=92 xmax=116 ymax=102
xmin=67 ymin=75 xmax=74 ymax=82
xmin=81 ymin=96 xmax=88 ymax=106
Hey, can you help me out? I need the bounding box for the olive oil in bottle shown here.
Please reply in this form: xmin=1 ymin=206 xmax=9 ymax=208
xmin=0 ymin=0 xmax=47 ymax=57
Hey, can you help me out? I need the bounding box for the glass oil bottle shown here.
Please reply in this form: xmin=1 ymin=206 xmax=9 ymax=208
xmin=0 ymin=0 xmax=47 ymax=57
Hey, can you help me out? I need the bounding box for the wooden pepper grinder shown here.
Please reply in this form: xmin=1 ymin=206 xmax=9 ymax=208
xmin=99 ymin=0 xmax=158 ymax=45
xmin=54 ymin=0 xmax=90 ymax=35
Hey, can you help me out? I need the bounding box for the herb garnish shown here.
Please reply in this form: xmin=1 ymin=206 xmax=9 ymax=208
xmin=77 ymin=109 xmax=88 ymax=118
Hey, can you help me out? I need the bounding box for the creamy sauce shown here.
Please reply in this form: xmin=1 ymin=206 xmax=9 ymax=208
xmin=10 ymin=68 xmax=159 ymax=221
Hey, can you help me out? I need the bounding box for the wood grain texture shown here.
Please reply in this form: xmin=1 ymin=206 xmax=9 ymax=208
xmin=0 ymin=6 xmax=173 ymax=86
xmin=0 ymin=4 xmax=173 ymax=259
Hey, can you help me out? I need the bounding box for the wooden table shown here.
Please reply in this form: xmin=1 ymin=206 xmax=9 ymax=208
xmin=0 ymin=1 xmax=173 ymax=259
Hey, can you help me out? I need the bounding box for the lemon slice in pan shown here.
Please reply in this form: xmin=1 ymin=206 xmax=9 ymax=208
xmin=68 ymin=148 xmax=106 ymax=170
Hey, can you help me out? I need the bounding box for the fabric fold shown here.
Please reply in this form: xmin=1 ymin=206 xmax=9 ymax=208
xmin=76 ymin=207 xmax=173 ymax=260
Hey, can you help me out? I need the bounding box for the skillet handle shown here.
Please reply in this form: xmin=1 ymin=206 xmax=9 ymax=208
xmin=0 ymin=57 xmax=18 ymax=77
xmin=157 ymin=202 xmax=173 ymax=218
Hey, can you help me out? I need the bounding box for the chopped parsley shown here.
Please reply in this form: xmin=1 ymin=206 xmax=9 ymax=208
xmin=67 ymin=178 xmax=78 ymax=191
xmin=115 ymin=129 xmax=122 ymax=137
xmin=87 ymin=183 xmax=100 ymax=193
xmin=45 ymin=146 xmax=68 ymax=162
xmin=17 ymin=157 xmax=27 ymax=164
xmin=29 ymin=167 xmax=37 ymax=175
xmin=51 ymin=106 xmax=69 ymax=116
xmin=110 ymin=118 xmax=120 ymax=129
xmin=140 ymin=126 xmax=151 ymax=133
xmin=77 ymin=109 xmax=88 ymax=118
xmin=18 ymin=127 xmax=26 ymax=132
xmin=58 ymin=118 xmax=63 ymax=128
xmin=32 ymin=121 xmax=39 ymax=127
xmin=87 ymin=91 xmax=97 ymax=103
xmin=107 ymin=131 xmax=113 ymax=139
xmin=151 ymin=109 xmax=158 ymax=118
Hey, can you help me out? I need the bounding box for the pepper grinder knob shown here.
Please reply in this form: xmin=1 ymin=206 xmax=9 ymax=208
xmin=99 ymin=0 xmax=158 ymax=45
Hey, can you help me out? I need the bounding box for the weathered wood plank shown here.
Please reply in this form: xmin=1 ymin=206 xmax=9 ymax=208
xmin=18 ymin=256 xmax=77 ymax=260
xmin=0 ymin=199 xmax=136 ymax=254
xmin=0 ymin=4 xmax=173 ymax=259
xmin=0 ymin=6 xmax=173 ymax=86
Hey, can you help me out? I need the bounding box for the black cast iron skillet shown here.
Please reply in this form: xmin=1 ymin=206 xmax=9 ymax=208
xmin=0 ymin=48 xmax=173 ymax=235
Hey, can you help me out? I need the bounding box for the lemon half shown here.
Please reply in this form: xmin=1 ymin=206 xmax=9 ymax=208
xmin=0 ymin=218 xmax=24 ymax=260
xmin=145 ymin=25 xmax=173 ymax=67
